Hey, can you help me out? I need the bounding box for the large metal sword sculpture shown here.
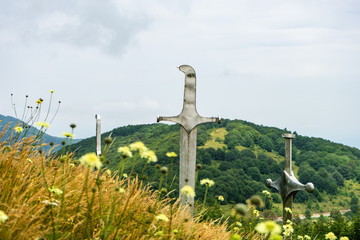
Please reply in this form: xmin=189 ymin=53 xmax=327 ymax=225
xmin=266 ymin=133 xmax=314 ymax=239
xmin=95 ymin=114 xmax=101 ymax=157
xmin=157 ymin=65 xmax=220 ymax=212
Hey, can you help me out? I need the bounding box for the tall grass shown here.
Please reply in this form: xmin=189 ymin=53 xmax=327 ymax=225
xmin=0 ymin=125 xmax=231 ymax=239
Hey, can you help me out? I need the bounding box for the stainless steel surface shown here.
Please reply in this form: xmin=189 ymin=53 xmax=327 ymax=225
xmin=266 ymin=134 xmax=314 ymax=239
xmin=95 ymin=114 xmax=101 ymax=157
xmin=157 ymin=65 xmax=220 ymax=213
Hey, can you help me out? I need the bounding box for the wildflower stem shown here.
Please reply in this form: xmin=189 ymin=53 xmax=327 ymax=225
xmin=10 ymin=94 xmax=18 ymax=118
xmin=195 ymin=170 xmax=199 ymax=191
xmin=140 ymin=161 xmax=149 ymax=177
xmin=96 ymin=170 xmax=103 ymax=215
xmin=168 ymin=202 xmax=174 ymax=237
xmin=85 ymin=189 xmax=96 ymax=239
xmin=49 ymin=101 xmax=61 ymax=126
xmin=202 ymin=185 xmax=209 ymax=209
xmin=119 ymin=157 xmax=125 ymax=178
xmin=129 ymin=152 xmax=139 ymax=177
xmin=170 ymin=157 xmax=174 ymax=185
xmin=116 ymin=181 xmax=136 ymax=229
xmin=40 ymin=151 xmax=56 ymax=240
xmin=66 ymin=128 xmax=75 ymax=153
xmin=158 ymin=175 xmax=164 ymax=198
xmin=21 ymin=95 xmax=28 ymax=121
xmin=76 ymin=168 xmax=90 ymax=211
xmin=103 ymin=189 xmax=117 ymax=240
xmin=44 ymin=91 xmax=53 ymax=123
xmin=55 ymin=155 xmax=68 ymax=237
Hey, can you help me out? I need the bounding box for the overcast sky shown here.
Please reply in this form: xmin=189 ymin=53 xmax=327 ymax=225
xmin=1 ymin=0 xmax=360 ymax=149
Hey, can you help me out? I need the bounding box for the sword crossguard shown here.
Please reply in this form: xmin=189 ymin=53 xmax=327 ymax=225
xmin=266 ymin=132 xmax=314 ymax=223
xmin=267 ymin=171 xmax=314 ymax=202
xmin=157 ymin=65 xmax=220 ymax=132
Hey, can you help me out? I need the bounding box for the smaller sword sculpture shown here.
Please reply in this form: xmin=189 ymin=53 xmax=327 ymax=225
xmin=95 ymin=114 xmax=101 ymax=157
xmin=266 ymin=133 xmax=314 ymax=239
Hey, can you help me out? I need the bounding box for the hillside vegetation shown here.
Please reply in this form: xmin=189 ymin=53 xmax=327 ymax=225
xmin=72 ymin=119 xmax=360 ymax=213
xmin=2 ymin=118 xmax=360 ymax=239
xmin=0 ymin=114 xmax=81 ymax=150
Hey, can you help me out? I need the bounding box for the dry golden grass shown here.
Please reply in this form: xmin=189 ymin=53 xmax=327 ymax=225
xmin=0 ymin=127 xmax=234 ymax=240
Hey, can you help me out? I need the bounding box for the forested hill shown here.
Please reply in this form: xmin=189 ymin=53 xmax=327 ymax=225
xmin=0 ymin=114 xmax=81 ymax=149
xmin=72 ymin=119 xmax=360 ymax=205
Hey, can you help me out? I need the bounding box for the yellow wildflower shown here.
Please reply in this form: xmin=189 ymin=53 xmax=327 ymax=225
xmin=262 ymin=190 xmax=271 ymax=196
xmin=0 ymin=210 xmax=8 ymax=224
xmin=123 ymin=173 xmax=128 ymax=178
xmin=325 ymin=232 xmax=337 ymax=240
xmin=36 ymin=98 xmax=43 ymax=104
xmin=119 ymin=188 xmax=125 ymax=194
xmin=200 ymin=178 xmax=215 ymax=187
xmin=79 ymin=153 xmax=102 ymax=170
xmin=283 ymin=223 xmax=294 ymax=237
xmin=298 ymin=236 xmax=304 ymax=240
xmin=304 ymin=235 xmax=311 ymax=240
xmin=218 ymin=195 xmax=224 ymax=201
xmin=48 ymin=186 xmax=63 ymax=196
xmin=255 ymin=221 xmax=282 ymax=235
xmin=36 ymin=121 xmax=50 ymax=128
xmin=340 ymin=237 xmax=349 ymax=240
xmin=50 ymin=90 xmax=54 ymax=93
xmin=62 ymin=132 xmax=74 ymax=138
xmin=129 ymin=141 xmax=147 ymax=153
xmin=155 ymin=213 xmax=169 ymax=222
xmin=231 ymin=234 xmax=241 ymax=240
xmin=236 ymin=222 xmax=242 ymax=227
xmin=166 ymin=152 xmax=177 ymax=157
xmin=285 ymin=207 xmax=292 ymax=214
xmin=141 ymin=150 xmax=157 ymax=163
xmin=180 ymin=185 xmax=195 ymax=198
xmin=253 ymin=209 xmax=259 ymax=217
xmin=118 ymin=146 xmax=133 ymax=158
xmin=155 ymin=231 xmax=164 ymax=237
xmin=105 ymin=169 xmax=111 ymax=175
xmin=14 ymin=126 xmax=23 ymax=133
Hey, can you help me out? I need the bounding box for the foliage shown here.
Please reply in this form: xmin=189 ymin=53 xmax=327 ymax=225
xmin=72 ymin=118 xmax=360 ymax=207
xmin=2 ymin=115 xmax=360 ymax=239
xmin=0 ymin=127 xmax=231 ymax=239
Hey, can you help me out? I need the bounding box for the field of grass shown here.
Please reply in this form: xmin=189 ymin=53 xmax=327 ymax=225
xmin=0 ymin=127 xmax=232 ymax=240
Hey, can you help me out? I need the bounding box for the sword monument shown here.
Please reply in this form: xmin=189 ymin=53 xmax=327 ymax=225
xmin=266 ymin=133 xmax=314 ymax=239
xmin=95 ymin=114 xmax=101 ymax=157
xmin=157 ymin=65 xmax=220 ymax=212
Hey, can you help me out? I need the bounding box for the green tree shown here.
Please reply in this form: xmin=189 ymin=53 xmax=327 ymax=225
xmin=332 ymin=171 xmax=344 ymax=187
xmin=305 ymin=209 xmax=312 ymax=219
xmin=247 ymin=167 xmax=261 ymax=181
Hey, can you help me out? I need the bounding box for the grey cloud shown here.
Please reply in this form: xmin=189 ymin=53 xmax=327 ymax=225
xmin=0 ymin=0 xmax=150 ymax=55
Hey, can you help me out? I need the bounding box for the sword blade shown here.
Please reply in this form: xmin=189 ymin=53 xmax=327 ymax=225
xmin=179 ymin=125 xmax=197 ymax=214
